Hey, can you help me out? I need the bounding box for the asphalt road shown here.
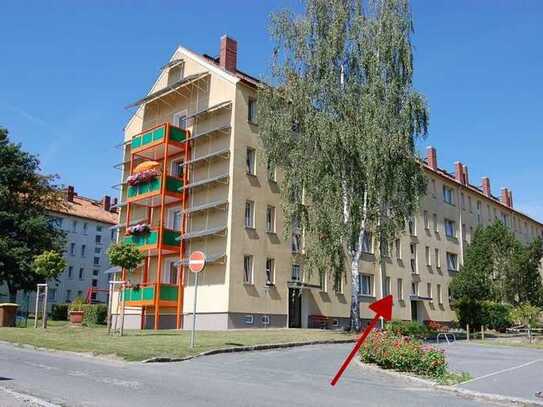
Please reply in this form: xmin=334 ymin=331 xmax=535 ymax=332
xmin=0 ymin=342 xmax=500 ymax=407
xmin=439 ymin=342 xmax=543 ymax=403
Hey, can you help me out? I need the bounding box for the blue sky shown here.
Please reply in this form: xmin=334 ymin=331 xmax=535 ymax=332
xmin=1 ymin=1 xmax=542 ymax=221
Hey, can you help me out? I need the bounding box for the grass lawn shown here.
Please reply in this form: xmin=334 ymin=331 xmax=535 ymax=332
xmin=0 ymin=321 xmax=354 ymax=361
xmin=470 ymin=337 xmax=543 ymax=350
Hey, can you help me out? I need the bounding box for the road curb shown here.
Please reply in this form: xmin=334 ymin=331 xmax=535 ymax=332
xmin=142 ymin=339 xmax=356 ymax=363
xmin=0 ymin=386 xmax=62 ymax=407
xmin=355 ymin=359 xmax=543 ymax=407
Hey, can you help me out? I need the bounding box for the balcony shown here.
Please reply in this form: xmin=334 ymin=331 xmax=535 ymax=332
xmin=123 ymin=283 xmax=178 ymax=307
xmin=131 ymin=124 xmax=187 ymax=159
xmin=126 ymin=175 xmax=183 ymax=206
xmin=123 ymin=228 xmax=181 ymax=255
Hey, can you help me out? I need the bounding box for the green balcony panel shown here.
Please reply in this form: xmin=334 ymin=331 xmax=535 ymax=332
xmin=169 ymin=127 xmax=186 ymax=143
xmin=160 ymin=285 xmax=178 ymax=301
xmin=165 ymin=176 xmax=183 ymax=193
xmin=162 ymin=229 xmax=181 ymax=246
xmin=127 ymin=177 xmax=161 ymax=198
xmin=123 ymin=231 xmax=158 ymax=247
xmin=131 ymin=126 xmax=166 ymax=150
xmin=124 ymin=284 xmax=178 ymax=303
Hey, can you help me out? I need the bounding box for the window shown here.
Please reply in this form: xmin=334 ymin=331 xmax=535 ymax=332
xmin=83 ymin=222 xmax=88 ymax=234
xmin=244 ymin=200 xmax=255 ymax=228
xmin=437 ymin=284 xmax=443 ymax=304
xmin=248 ymin=98 xmax=257 ymax=123
xmin=92 ymin=279 xmax=98 ymax=288
xmin=334 ymin=273 xmax=343 ymax=293
xmin=431 ymin=179 xmax=436 ymax=198
xmin=382 ymin=240 xmax=391 ymax=258
xmin=96 ymin=225 xmax=102 ymax=232
xmin=384 ymin=277 xmax=391 ymax=296
xmin=433 ymin=213 xmax=438 ymax=233
xmin=359 ymin=274 xmax=373 ymax=296
xmin=93 ymin=269 xmax=99 ymax=276
xmin=94 ymin=247 xmax=101 ymax=254
xmin=265 ymin=258 xmax=275 ymax=285
xmin=246 ymin=147 xmax=256 ymax=175
xmin=292 ymin=233 xmax=302 ymax=253
xmin=468 ymin=196 xmax=473 ymax=213
xmin=460 ymin=193 xmax=465 ymax=210
xmin=47 ymin=288 xmax=56 ymax=302
xmin=477 ymin=201 xmax=482 ymax=225
xmin=442 ymin=185 xmax=454 ymax=205
xmin=243 ymin=255 xmax=254 ymax=284
xmin=79 ymin=268 xmax=84 ymax=280
xmin=70 ymin=243 xmax=75 ymax=256
xmin=168 ymin=65 xmax=184 ymax=86
xmin=95 ymin=235 xmax=102 ymax=244
xmin=94 ymin=257 xmax=100 ymax=266
xmin=319 ymin=272 xmax=327 ymax=292
xmin=397 ymin=278 xmax=404 ymax=300
xmin=267 ymin=159 xmax=276 ymax=182
xmin=111 ymin=229 xmax=116 ymax=241
xmin=65 ymin=289 xmax=72 ymax=302
xmin=266 ymin=206 xmax=276 ymax=233
xmin=410 ymin=243 xmax=417 ymax=274
xmin=395 ymin=239 xmax=401 ymax=259
xmin=68 ymin=266 xmax=73 ymax=279
xmin=423 ymin=211 xmax=429 ymax=230
xmin=447 ymin=252 xmax=458 ymax=271
xmin=72 ymin=220 xmax=78 ymax=233
xmin=361 ymin=231 xmax=373 ymax=253
xmin=435 ymin=248 xmax=441 ymax=269
xmin=427 ymin=282 xmax=432 ymax=299
xmin=170 ymin=209 xmax=182 ymax=231
xmin=291 ymin=264 xmax=301 ymax=281
xmin=171 ymin=159 xmax=184 ymax=178
xmin=444 ymin=219 xmax=456 ymax=238
xmin=167 ymin=262 xmax=178 ymax=285
xmin=411 ymin=282 xmax=419 ymax=296
xmin=77 ymin=290 xmax=83 ymax=297
xmin=50 ymin=217 xmax=63 ymax=228
xmin=425 ymin=246 xmax=431 ymax=266
xmin=81 ymin=244 xmax=86 ymax=257
xmin=408 ymin=216 xmax=416 ymax=236
xmin=173 ymin=110 xmax=187 ymax=129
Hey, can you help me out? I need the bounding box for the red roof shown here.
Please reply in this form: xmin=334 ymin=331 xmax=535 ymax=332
xmin=52 ymin=195 xmax=118 ymax=225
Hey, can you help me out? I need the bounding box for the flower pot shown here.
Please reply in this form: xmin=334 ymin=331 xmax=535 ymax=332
xmin=69 ymin=310 xmax=84 ymax=325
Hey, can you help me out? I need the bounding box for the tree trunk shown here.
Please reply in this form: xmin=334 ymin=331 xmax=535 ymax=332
xmin=350 ymin=257 xmax=361 ymax=332
xmin=7 ymin=283 xmax=17 ymax=303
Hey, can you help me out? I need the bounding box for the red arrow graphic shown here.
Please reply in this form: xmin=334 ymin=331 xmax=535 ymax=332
xmin=330 ymin=295 xmax=393 ymax=386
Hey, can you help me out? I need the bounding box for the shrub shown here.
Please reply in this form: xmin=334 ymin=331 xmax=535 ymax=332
xmin=481 ymin=301 xmax=513 ymax=331
xmin=51 ymin=304 xmax=69 ymax=321
xmin=453 ymin=299 xmax=484 ymax=330
xmin=81 ymin=304 xmax=108 ymax=326
xmin=360 ymin=330 xmax=447 ymax=379
xmin=384 ymin=320 xmax=430 ymax=339
xmin=425 ymin=320 xmax=448 ymax=333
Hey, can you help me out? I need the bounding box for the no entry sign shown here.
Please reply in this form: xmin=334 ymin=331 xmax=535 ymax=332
xmin=188 ymin=251 xmax=206 ymax=273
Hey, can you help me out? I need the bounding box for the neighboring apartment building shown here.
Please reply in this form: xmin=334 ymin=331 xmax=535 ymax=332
xmin=113 ymin=35 xmax=543 ymax=330
xmin=16 ymin=186 xmax=118 ymax=311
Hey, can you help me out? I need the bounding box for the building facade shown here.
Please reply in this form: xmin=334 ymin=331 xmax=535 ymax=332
xmin=15 ymin=186 xmax=118 ymax=312
xmin=114 ymin=35 xmax=543 ymax=330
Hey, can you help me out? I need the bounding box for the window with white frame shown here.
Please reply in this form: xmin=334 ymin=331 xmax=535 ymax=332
xmin=397 ymin=278 xmax=404 ymax=300
xmin=244 ymin=200 xmax=255 ymax=228
xmin=424 ymin=211 xmax=430 ymax=230
xmin=243 ymin=255 xmax=254 ymax=284
xmin=425 ymin=246 xmax=431 ymax=266
xmin=246 ymin=147 xmax=256 ymax=175
xmin=408 ymin=216 xmax=416 ymax=236
xmin=410 ymin=243 xmax=417 ymax=274
xmin=78 ymin=268 xmax=84 ymax=280
xmin=437 ymin=284 xmax=443 ymax=304
xmin=384 ymin=276 xmax=391 ymax=296
xmin=68 ymin=266 xmax=73 ymax=279
xmin=395 ymin=239 xmax=401 ymax=259
xmin=266 ymin=206 xmax=276 ymax=233
xmin=431 ymin=179 xmax=437 ymax=198
xmin=70 ymin=243 xmax=75 ymax=256
xmin=411 ymin=281 xmax=419 ymax=296
xmin=361 ymin=231 xmax=373 ymax=253
xmin=72 ymin=220 xmax=78 ymax=233
xmin=334 ymin=273 xmax=343 ymax=293
xmin=447 ymin=252 xmax=458 ymax=271
xmin=265 ymin=258 xmax=275 ymax=285
xmin=248 ymin=98 xmax=257 ymax=123
xmin=83 ymin=222 xmax=88 ymax=234
xmin=171 ymin=159 xmax=184 ymax=178
xmin=291 ymin=264 xmax=301 ymax=281
xmin=433 ymin=213 xmax=438 ymax=232
xmin=359 ymin=274 xmax=373 ymax=296
xmin=81 ymin=244 xmax=86 ymax=258
xmin=267 ymin=159 xmax=276 ymax=182
xmin=65 ymin=289 xmax=71 ymax=302
xmin=435 ymin=248 xmax=441 ymax=269
xmin=168 ymin=65 xmax=184 ymax=86
xmin=427 ymin=282 xmax=432 ymax=299
xmin=319 ymin=271 xmax=327 ymax=292
xmin=443 ymin=185 xmax=454 ymax=205
xmin=444 ymin=219 xmax=456 ymax=238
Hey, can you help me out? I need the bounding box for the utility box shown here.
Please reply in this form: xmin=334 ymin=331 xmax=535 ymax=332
xmin=0 ymin=303 xmax=18 ymax=327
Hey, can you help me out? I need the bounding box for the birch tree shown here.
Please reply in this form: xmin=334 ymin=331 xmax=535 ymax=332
xmin=258 ymin=0 xmax=428 ymax=331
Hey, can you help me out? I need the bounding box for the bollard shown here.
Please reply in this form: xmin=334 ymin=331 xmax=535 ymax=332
xmin=466 ymin=324 xmax=470 ymax=342
xmin=481 ymin=325 xmax=485 ymax=341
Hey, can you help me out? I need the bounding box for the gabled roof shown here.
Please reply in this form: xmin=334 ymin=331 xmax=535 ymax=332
xmin=51 ymin=195 xmax=119 ymax=225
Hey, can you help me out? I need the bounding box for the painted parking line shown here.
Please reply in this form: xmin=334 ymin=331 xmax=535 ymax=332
xmin=458 ymin=358 xmax=543 ymax=386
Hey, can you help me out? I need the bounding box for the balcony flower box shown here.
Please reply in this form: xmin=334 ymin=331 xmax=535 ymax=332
xmin=126 ymin=169 xmax=159 ymax=187
xmin=126 ymin=223 xmax=151 ymax=235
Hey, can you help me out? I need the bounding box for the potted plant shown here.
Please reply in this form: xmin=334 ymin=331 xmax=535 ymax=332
xmin=69 ymin=297 xmax=86 ymax=326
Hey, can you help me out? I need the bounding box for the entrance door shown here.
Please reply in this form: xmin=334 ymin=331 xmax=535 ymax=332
xmin=410 ymin=301 xmax=418 ymax=321
xmin=288 ymin=288 xmax=302 ymax=328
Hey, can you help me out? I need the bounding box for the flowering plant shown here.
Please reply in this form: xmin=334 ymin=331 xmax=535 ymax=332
xmin=126 ymin=169 xmax=159 ymax=186
xmin=126 ymin=223 xmax=151 ymax=235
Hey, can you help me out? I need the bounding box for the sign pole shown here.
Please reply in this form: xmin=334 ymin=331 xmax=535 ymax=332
xmin=190 ymin=272 xmax=199 ymax=348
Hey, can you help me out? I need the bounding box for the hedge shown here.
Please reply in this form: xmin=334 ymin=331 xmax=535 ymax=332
xmin=360 ymin=330 xmax=447 ymax=379
xmin=81 ymin=304 xmax=108 ymax=325
xmin=51 ymin=304 xmax=69 ymax=321
xmin=384 ymin=320 xmax=430 ymax=339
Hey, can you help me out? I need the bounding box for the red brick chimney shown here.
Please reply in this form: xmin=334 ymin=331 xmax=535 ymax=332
xmin=463 ymin=165 xmax=469 ymax=185
xmin=67 ymin=185 xmax=75 ymax=203
xmin=454 ymin=162 xmax=465 ymax=185
xmin=482 ymin=177 xmax=491 ymax=197
xmin=426 ymin=146 xmax=437 ymax=170
xmin=508 ymin=190 xmax=513 ymax=208
xmin=103 ymin=195 xmax=111 ymax=212
xmin=219 ymin=35 xmax=237 ymax=72
xmin=500 ymin=188 xmax=514 ymax=208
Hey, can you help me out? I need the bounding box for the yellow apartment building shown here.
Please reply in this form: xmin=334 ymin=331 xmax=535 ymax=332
xmin=112 ymin=35 xmax=543 ymax=330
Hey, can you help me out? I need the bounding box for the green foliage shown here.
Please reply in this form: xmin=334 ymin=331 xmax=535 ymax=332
xmin=481 ymin=301 xmax=513 ymax=331
xmin=384 ymin=320 xmax=430 ymax=339
xmin=453 ymin=299 xmax=484 ymax=330
xmin=0 ymin=128 xmax=66 ymax=300
xmin=51 ymin=304 xmax=69 ymax=321
xmin=107 ymin=243 xmax=144 ymax=272
xmin=69 ymin=296 xmax=86 ymax=312
xmin=510 ymin=304 xmax=542 ymax=328
xmin=258 ymin=0 xmax=428 ymax=330
xmin=32 ymin=250 xmax=66 ymax=280
xmin=81 ymin=304 xmax=108 ymax=326
xmin=360 ymin=330 xmax=447 ymax=379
